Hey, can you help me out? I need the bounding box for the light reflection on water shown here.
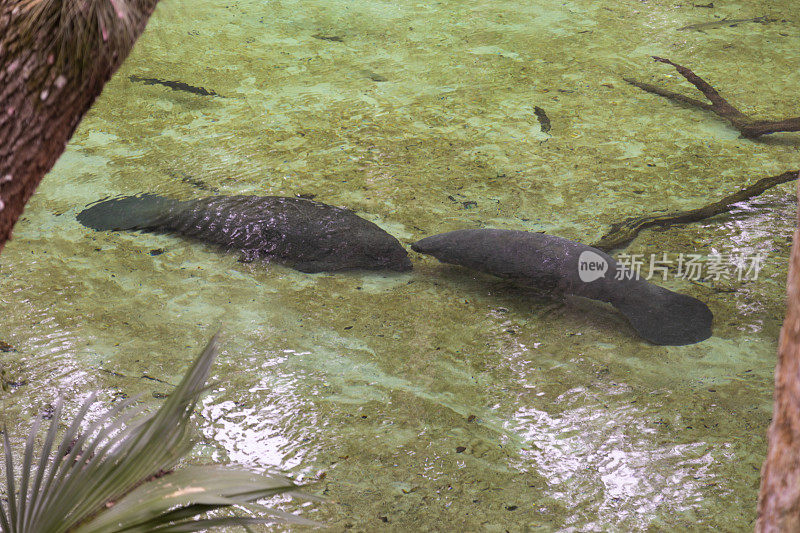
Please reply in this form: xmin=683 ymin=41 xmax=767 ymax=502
xmin=202 ymin=398 xmax=300 ymax=470
xmin=511 ymin=390 xmax=721 ymax=529
xmin=1 ymin=0 xmax=796 ymax=528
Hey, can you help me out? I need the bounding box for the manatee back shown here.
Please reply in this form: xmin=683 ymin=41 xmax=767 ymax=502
xmin=412 ymin=229 xmax=615 ymax=297
xmin=412 ymin=228 xmax=713 ymax=345
xmin=165 ymin=195 xmax=325 ymax=251
xmin=167 ymin=195 xmax=411 ymax=272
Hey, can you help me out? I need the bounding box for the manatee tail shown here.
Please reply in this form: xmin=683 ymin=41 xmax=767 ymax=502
xmin=77 ymin=194 xmax=179 ymax=231
xmin=609 ymin=282 xmax=713 ymax=346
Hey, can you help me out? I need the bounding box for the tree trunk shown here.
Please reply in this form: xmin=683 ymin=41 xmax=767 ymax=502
xmin=757 ymin=171 xmax=800 ymax=531
xmin=0 ymin=0 xmax=160 ymax=251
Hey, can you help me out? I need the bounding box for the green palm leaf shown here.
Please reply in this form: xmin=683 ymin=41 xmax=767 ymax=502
xmin=0 ymin=333 xmax=319 ymax=532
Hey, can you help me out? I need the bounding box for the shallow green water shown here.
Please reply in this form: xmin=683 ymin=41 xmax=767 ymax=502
xmin=2 ymin=0 xmax=799 ymax=530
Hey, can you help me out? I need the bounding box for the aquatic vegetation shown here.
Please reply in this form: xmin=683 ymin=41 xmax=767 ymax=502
xmin=533 ymin=106 xmax=552 ymax=134
xmin=677 ymin=15 xmax=782 ymax=32
xmin=128 ymin=75 xmax=223 ymax=98
xmin=0 ymin=334 xmax=317 ymax=532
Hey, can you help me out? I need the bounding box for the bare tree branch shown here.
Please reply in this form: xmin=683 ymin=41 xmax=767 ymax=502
xmin=626 ymin=56 xmax=800 ymax=139
xmin=593 ymin=170 xmax=799 ymax=252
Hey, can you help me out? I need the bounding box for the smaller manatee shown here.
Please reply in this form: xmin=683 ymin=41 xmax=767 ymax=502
xmin=412 ymin=229 xmax=713 ymax=346
xmin=77 ymin=194 xmax=412 ymax=273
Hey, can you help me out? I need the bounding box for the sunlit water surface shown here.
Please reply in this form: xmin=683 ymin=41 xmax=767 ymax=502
xmin=1 ymin=0 xmax=799 ymax=530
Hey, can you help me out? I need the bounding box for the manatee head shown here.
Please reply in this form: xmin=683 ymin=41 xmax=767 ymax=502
xmin=290 ymin=218 xmax=412 ymax=273
xmin=346 ymin=228 xmax=412 ymax=272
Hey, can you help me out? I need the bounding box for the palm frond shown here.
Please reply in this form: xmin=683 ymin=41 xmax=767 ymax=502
xmin=76 ymin=466 xmax=319 ymax=533
xmin=0 ymin=333 xmax=320 ymax=532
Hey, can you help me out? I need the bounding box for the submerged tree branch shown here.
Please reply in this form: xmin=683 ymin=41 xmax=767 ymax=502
xmin=624 ymin=56 xmax=800 ymax=139
xmin=593 ymin=170 xmax=799 ymax=252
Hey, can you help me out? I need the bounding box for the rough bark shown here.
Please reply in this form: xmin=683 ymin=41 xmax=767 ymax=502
xmin=593 ymin=170 xmax=799 ymax=252
xmin=757 ymin=171 xmax=800 ymax=532
xmin=0 ymin=0 xmax=160 ymax=251
xmin=625 ymin=57 xmax=800 ymax=139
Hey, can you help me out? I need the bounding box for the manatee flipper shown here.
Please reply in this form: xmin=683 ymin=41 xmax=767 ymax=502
xmin=76 ymin=194 xmax=179 ymax=231
xmin=609 ymin=282 xmax=713 ymax=346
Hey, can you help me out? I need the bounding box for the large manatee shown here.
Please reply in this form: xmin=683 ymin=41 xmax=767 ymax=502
xmin=77 ymin=194 xmax=412 ymax=273
xmin=412 ymin=229 xmax=712 ymax=345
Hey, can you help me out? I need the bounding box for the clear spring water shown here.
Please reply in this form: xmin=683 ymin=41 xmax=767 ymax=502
xmin=1 ymin=0 xmax=799 ymax=530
